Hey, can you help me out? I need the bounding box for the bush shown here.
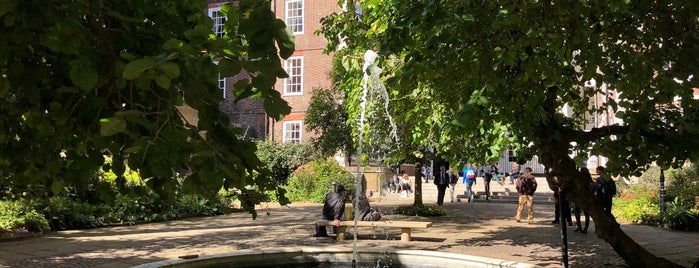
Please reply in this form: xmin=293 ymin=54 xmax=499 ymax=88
xmin=0 ymin=199 xmax=50 ymax=233
xmin=43 ymin=196 xmax=104 ymax=230
xmin=394 ymin=205 xmax=448 ymax=217
xmin=613 ymin=185 xmax=659 ymax=223
xmin=615 ymin=163 xmax=699 ymax=231
xmin=284 ymin=159 xmax=355 ymax=203
xmin=176 ymin=194 xmax=220 ymax=218
xmin=662 ymin=197 xmax=699 ymax=231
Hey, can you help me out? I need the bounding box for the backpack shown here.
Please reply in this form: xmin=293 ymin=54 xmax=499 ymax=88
xmin=597 ymin=178 xmax=616 ymax=199
xmin=361 ymin=208 xmax=382 ymax=221
xmin=466 ymin=169 xmax=476 ymax=179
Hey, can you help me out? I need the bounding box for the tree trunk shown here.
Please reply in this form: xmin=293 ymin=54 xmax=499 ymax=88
xmin=539 ymin=138 xmax=682 ymax=267
xmin=414 ymin=161 xmax=424 ymax=206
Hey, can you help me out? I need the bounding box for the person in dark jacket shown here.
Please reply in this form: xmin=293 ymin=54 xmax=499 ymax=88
xmin=514 ymin=167 xmax=538 ymax=224
xmin=314 ymin=184 xmax=346 ymax=237
xmin=434 ymin=165 xmax=450 ymax=206
xmin=482 ymin=162 xmax=493 ymax=200
xmin=594 ymin=166 xmax=616 ymax=216
xmin=573 ymin=167 xmax=593 ymax=234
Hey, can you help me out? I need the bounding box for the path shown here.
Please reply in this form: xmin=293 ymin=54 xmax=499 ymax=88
xmin=1 ymin=189 xmax=697 ymax=267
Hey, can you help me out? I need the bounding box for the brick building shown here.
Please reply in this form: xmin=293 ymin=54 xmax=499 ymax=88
xmin=206 ymin=0 xmax=339 ymax=143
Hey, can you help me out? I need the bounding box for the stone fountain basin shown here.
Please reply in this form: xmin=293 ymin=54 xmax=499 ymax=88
xmin=131 ymin=247 xmax=541 ymax=268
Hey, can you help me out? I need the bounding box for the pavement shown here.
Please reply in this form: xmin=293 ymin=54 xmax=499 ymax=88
xmin=1 ymin=177 xmax=698 ymax=268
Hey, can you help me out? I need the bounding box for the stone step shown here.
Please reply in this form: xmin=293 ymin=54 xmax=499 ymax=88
xmin=457 ymin=191 xmax=556 ymax=205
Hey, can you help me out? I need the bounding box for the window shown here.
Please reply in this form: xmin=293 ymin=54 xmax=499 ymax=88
xmin=218 ymin=73 xmax=227 ymax=99
xmin=213 ymin=61 xmax=227 ymax=99
xmin=284 ymin=57 xmax=303 ymax=95
xmin=283 ymin=121 xmax=302 ymax=144
xmin=285 ymin=0 xmax=303 ymax=34
xmin=208 ymin=7 xmax=226 ymax=38
xmin=508 ymin=148 xmax=517 ymax=162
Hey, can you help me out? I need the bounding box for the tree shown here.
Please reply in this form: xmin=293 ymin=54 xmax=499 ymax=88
xmin=305 ymin=87 xmax=355 ymax=159
xmin=0 ymin=0 xmax=294 ymax=217
xmin=321 ymin=0 xmax=699 ymax=266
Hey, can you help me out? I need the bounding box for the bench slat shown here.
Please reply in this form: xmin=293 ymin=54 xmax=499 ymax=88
xmin=315 ymin=220 xmax=432 ymax=229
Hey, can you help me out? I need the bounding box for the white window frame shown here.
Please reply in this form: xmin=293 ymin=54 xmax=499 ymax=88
xmin=208 ymin=7 xmax=226 ymax=38
xmin=218 ymin=73 xmax=227 ymax=99
xmin=284 ymin=56 xmax=303 ymax=96
xmin=283 ymin=121 xmax=303 ymax=144
xmin=214 ymin=61 xmax=227 ymax=99
xmin=285 ymin=0 xmax=304 ymax=34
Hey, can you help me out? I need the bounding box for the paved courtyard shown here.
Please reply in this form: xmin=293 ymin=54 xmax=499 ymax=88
xmin=1 ymin=186 xmax=698 ymax=268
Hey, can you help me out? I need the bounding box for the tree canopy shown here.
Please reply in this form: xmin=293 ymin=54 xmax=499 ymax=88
xmin=0 ymin=0 xmax=294 ymax=216
xmin=321 ymin=0 xmax=698 ymax=266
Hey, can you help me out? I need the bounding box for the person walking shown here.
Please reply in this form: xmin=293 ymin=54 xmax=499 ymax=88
xmin=594 ymin=166 xmax=616 ymax=216
xmin=422 ymin=166 xmax=430 ymax=183
xmin=514 ymin=167 xmax=538 ymax=224
xmin=552 ymin=190 xmax=573 ymax=226
xmin=482 ymin=162 xmax=493 ymax=200
xmin=573 ymin=167 xmax=593 ymax=234
xmin=448 ymin=168 xmax=459 ymax=203
xmin=314 ymin=184 xmax=347 ymax=237
xmin=462 ymin=164 xmax=477 ymax=202
xmin=434 ymin=165 xmax=450 ymax=206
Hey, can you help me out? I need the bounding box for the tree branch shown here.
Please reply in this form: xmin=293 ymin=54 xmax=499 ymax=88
xmin=576 ymin=124 xmax=630 ymax=144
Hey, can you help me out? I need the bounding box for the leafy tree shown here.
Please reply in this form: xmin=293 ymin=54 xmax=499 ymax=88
xmin=321 ymin=0 xmax=699 ymax=266
xmin=0 ymin=0 xmax=294 ymax=217
xmin=305 ymin=87 xmax=355 ymax=159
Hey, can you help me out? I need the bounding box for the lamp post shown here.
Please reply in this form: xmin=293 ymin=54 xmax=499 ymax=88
xmin=659 ymin=169 xmax=666 ymax=214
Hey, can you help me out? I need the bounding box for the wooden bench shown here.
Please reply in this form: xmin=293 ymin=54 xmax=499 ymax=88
xmin=315 ymin=220 xmax=432 ymax=242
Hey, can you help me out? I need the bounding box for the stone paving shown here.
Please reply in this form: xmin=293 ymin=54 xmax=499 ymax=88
xmin=1 ymin=178 xmax=698 ymax=267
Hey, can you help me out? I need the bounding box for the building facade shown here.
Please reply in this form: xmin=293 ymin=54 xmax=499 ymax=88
xmin=206 ymin=0 xmax=339 ymax=143
xmin=268 ymin=0 xmax=339 ymax=144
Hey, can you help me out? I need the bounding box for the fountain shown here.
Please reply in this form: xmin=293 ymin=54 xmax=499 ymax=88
xmin=131 ymin=52 xmax=541 ymax=268
xmin=131 ymin=247 xmax=539 ymax=268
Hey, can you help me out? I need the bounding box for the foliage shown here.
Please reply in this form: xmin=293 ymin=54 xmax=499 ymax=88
xmin=43 ymin=196 xmax=106 ymax=230
xmin=661 ymin=197 xmax=699 ymax=231
xmin=394 ymin=204 xmax=447 ymax=217
xmin=666 ymin=163 xmax=699 ymax=209
xmin=256 ymin=140 xmax=316 ymax=184
xmin=321 ymin=1 xmax=698 ymax=266
xmin=614 ymin=164 xmax=699 ymax=231
xmin=0 ymin=0 xmax=293 ymax=213
xmin=0 ymin=199 xmax=50 ymax=233
xmin=305 ymin=87 xmax=355 ymax=158
xmin=284 ymin=159 xmax=355 ymax=203
xmin=613 ymin=185 xmax=660 ymax=224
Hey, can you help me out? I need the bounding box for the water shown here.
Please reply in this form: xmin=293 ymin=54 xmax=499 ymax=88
xmin=353 ymin=50 xmax=401 ymax=264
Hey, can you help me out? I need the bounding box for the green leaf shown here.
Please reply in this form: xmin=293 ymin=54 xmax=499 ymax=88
xmin=218 ymin=59 xmax=242 ymax=77
xmin=99 ymin=117 xmax=127 ymax=136
xmin=69 ymin=63 xmax=99 ymax=90
xmin=163 ymin=38 xmax=184 ymax=50
xmin=124 ymin=146 xmax=142 ymax=153
xmin=123 ymin=59 xmax=156 ymax=80
xmin=274 ymin=20 xmax=295 ymax=59
xmin=155 ymin=75 xmax=171 ymax=89
xmin=51 ymin=180 xmax=65 ymax=196
xmin=160 ymin=62 xmax=181 ymax=78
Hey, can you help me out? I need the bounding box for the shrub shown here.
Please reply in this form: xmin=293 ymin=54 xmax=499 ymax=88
xmin=613 ymin=185 xmax=659 ymax=223
xmin=394 ymin=205 xmax=448 ymax=217
xmin=284 ymin=159 xmax=355 ymax=203
xmin=0 ymin=199 xmax=50 ymax=233
xmin=661 ymin=197 xmax=699 ymax=231
xmin=176 ymin=194 xmax=220 ymax=218
xmin=43 ymin=196 xmax=104 ymax=230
